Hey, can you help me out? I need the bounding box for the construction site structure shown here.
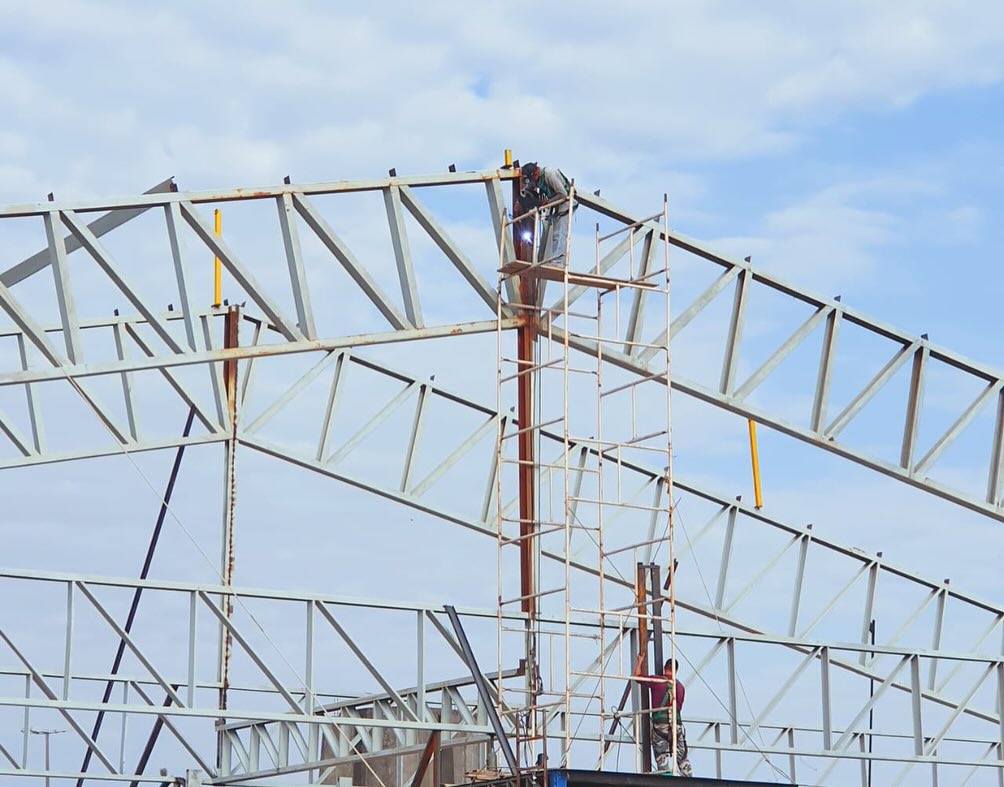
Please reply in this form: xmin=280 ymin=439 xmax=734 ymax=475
xmin=0 ymin=157 xmax=1001 ymax=786
xmin=495 ymin=182 xmax=681 ymax=776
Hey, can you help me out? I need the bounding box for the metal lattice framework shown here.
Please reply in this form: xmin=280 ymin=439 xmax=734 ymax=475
xmin=0 ymin=167 xmax=1001 ymax=786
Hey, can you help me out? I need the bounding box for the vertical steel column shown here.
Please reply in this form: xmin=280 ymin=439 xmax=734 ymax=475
xmin=727 ymin=638 xmax=738 ymax=745
xmin=511 ymin=168 xmax=541 ymax=771
xmin=417 ymin=610 xmax=426 ymax=723
xmin=821 ymin=646 xmax=833 ymax=750
xmin=714 ymin=724 xmax=723 ymax=778
xmin=910 ymin=654 xmax=924 ymax=756
xmin=636 ymin=564 xmax=652 ymax=772
xmin=996 ymin=661 xmax=1004 ymax=787
xmin=63 ymin=583 xmax=74 ymax=700
xmin=662 ymin=194 xmax=680 ymax=777
xmin=787 ymin=727 xmax=797 ymax=785
xmin=988 ymin=389 xmax=1004 ymax=506
xmin=305 ymin=601 xmax=315 ymax=719
xmin=649 ymin=564 xmax=667 ymax=774
xmin=789 ymin=528 xmax=811 ymax=636
xmin=43 ymin=731 xmax=53 ymax=787
xmin=868 ymin=619 xmax=876 ymax=786
xmin=512 ymin=171 xmax=538 ymax=619
xmin=860 ymin=561 xmax=879 ymax=665
xmin=715 ymin=506 xmax=737 ymax=611
xmin=21 ymin=676 xmax=29 ymax=768
xmin=219 ymin=306 xmax=240 ymax=714
xmin=650 ymin=565 xmax=665 ymax=672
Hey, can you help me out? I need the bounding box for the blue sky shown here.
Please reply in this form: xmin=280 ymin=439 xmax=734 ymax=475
xmin=1 ymin=0 xmax=1001 ymax=634
xmin=2 ymin=2 xmax=1004 ymax=780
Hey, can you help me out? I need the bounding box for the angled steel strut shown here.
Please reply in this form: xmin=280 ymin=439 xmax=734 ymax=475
xmin=444 ymin=604 xmax=519 ymax=776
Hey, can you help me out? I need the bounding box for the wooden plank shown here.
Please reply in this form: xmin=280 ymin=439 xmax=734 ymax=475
xmin=500 ymin=259 xmax=658 ymax=291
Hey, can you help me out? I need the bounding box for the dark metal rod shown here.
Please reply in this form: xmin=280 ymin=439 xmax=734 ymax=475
xmin=128 ymin=690 xmax=175 ymax=787
xmin=650 ymin=565 xmax=665 ymax=672
xmin=868 ymin=619 xmax=876 ymax=787
xmin=410 ymin=730 xmax=440 ymax=787
xmin=602 ymin=659 xmax=641 ymax=755
xmin=77 ymin=408 xmax=196 ymax=785
xmin=443 ymin=605 xmax=518 ymax=776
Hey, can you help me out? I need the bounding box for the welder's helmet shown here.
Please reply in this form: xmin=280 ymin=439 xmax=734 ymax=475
xmin=522 ymin=162 xmax=539 ymax=181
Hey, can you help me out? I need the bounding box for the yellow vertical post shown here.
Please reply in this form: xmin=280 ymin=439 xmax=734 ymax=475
xmin=504 ymin=148 xmax=513 ymax=167
xmin=213 ymin=209 xmax=222 ymax=307
xmin=748 ymin=419 xmax=763 ymax=509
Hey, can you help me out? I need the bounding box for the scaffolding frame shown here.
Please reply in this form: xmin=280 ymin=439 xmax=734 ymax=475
xmin=496 ymin=185 xmax=681 ymax=775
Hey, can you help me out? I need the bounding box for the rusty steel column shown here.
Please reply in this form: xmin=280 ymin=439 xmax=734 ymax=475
xmin=511 ymin=166 xmax=543 ymax=771
xmin=512 ymin=171 xmax=538 ymax=619
xmin=219 ymin=305 xmax=240 ymax=713
xmin=636 ymin=563 xmax=653 ymax=773
xmin=409 ymin=731 xmax=440 ymax=787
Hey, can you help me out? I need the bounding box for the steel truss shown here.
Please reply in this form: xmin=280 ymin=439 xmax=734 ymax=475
xmin=243 ymin=352 xmax=1004 ymax=785
xmin=0 ymin=170 xmax=1001 ymax=519
xmin=0 ymin=570 xmax=510 ymax=785
xmin=0 ymin=168 xmax=1001 ymax=785
xmin=1 ymin=563 xmax=1001 ymax=784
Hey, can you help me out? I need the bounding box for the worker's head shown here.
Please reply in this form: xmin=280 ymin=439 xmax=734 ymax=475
xmin=521 ymin=162 xmax=540 ymax=183
xmin=664 ymin=659 xmax=679 ymax=675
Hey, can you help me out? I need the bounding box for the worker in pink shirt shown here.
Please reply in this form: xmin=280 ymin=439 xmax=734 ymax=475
xmin=647 ymin=659 xmax=693 ymax=777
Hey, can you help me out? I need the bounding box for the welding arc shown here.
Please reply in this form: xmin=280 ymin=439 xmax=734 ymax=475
xmin=75 ymin=407 xmax=197 ymax=786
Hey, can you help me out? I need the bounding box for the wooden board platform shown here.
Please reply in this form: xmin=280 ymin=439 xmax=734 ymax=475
xmin=500 ymin=260 xmax=659 ymax=291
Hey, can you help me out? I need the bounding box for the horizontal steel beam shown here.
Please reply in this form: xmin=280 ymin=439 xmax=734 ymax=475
xmin=0 ymin=177 xmax=176 ymax=286
xmin=0 ymin=695 xmax=494 ymax=734
xmin=0 ymin=433 xmax=224 ymax=471
xmin=0 ymin=318 xmax=515 ymax=388
xmin=0 ymin=168 xmax=1001 ymax=524
xmin=555 ymin=326 xmax=1004 ymax=522
xmin=0 ymin=169 xmax=519 ymax=218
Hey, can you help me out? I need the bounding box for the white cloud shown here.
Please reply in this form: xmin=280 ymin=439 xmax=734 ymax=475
xmin=942 ymin=204 xmax=985 ymax=241
xmin=707 ymin=176 xmax=948 ymax=293
xmin=1 ymin=0 xmax=1003 ymax=202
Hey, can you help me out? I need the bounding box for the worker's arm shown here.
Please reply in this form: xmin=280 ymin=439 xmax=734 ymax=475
xmin=542 ymin=168 xmax=570 ymax=197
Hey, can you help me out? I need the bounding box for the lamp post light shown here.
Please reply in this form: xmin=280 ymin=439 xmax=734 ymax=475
xmin=29 ymin=728 xmax=66 ymax=787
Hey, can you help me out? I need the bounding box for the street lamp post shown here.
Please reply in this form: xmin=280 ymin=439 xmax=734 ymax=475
xmin=29 ymin=728 xmax=66 ymax=787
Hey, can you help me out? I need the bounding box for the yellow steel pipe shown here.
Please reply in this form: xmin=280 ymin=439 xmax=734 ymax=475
xmin=504 ymin=148 xmax=513 ymax=167
xmin=213 ymin=208 xmax=222 ymax=307
xmin=748 ymin=418 xmax=763 ymax=509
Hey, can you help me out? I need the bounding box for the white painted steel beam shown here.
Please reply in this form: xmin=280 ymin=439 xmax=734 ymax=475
xmin=0 ymin=170 xmax=1001 ymax=522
